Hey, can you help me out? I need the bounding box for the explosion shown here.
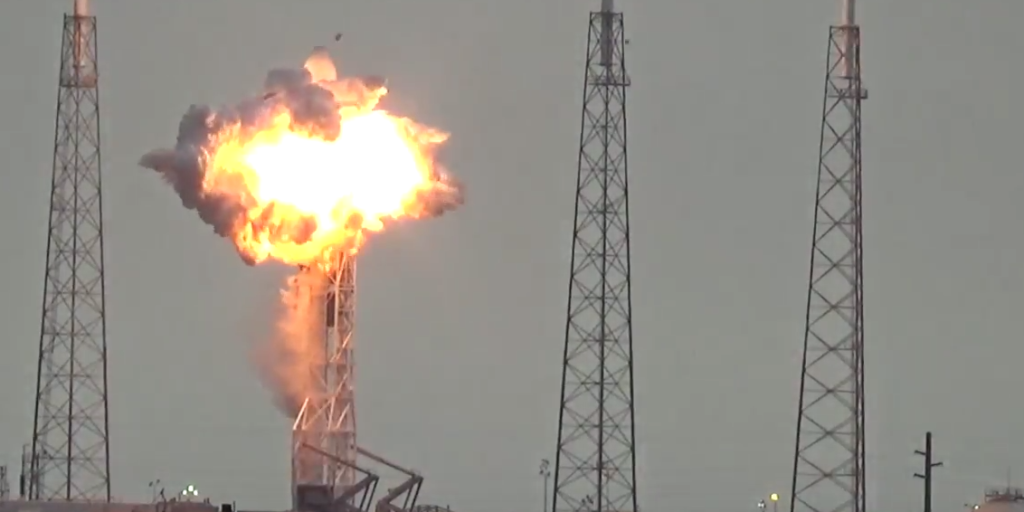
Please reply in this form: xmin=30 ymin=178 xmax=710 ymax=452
xmin=139 ymin=46 xmax=463 ymax=268
xmin=140 ymin=47 xmax=464 ymax=416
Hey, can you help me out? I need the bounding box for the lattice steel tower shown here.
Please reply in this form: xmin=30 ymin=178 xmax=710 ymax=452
xmin=551 ymin=1 xmax=637 ymax=512
xmin=789 ymin=2 xmax=868 ymax=512
xmin=291 ymin=253 xmax=357 ymax=507
xmin=29 ymin=0 xmax=111 ymax=502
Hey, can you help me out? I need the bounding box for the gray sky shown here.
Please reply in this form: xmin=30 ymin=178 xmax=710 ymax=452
xmin=0 ymin=0 xmax=1022 ymax=511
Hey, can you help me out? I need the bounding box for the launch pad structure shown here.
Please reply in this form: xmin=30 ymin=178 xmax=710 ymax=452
xmin=291 ymin=253 xmax=358 ymax=503
xmin=289 ymin=253 xmax=424 ymax=512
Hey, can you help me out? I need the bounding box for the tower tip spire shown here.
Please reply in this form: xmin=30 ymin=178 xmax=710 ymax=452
xmin=841 ymin=0 xmax=856 ymax=26
xmin=74 ymin=0 xmax=88 ymax=17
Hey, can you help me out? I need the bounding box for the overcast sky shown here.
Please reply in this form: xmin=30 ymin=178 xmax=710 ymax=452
xmin=0 ymin=1 xmax=1022 ymax=512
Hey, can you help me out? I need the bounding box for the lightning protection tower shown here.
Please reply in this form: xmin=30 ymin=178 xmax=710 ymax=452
xmin=291 ymin=252 xmax=357 ymax=507
xmin=788 ymin=2 xmax=868 ymax=512
xmin=29 ymin=0 xmax=112 ymax=502
xmin=551 ymin=1 xmax=638 ymax=512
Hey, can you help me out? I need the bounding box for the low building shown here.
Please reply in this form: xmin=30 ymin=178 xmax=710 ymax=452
xmin=974 ymin=487 xmax=1024 ymax=512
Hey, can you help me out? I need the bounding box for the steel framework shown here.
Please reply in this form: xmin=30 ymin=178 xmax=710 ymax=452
xmin=357 ymin=446 xmax=422 ymax=512
xmin=788 ymin=9 xmax=868 ymax=512
xmin=295 ymin=443 xmax=378 ymax=512
xmin=292 ymin=253 xmax=358 ymax=507
xmin=29 ymin=5 xmax=111 ymax=502
xmin=551 ymin=2 xmax=637 ymax=512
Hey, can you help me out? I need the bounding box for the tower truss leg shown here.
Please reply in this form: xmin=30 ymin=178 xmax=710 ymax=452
xmin=789 ymin=24 xmax=868 ymax=512
xmin=29 ymin=10 xmax=111 ymax=502
xmin=551 ymin=6 xmax=637 ymax=512
xmin=293 ymin=254 xmax=357 ymax=506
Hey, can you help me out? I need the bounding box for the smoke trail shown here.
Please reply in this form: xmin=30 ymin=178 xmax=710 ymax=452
xmin=253 ymin=268 xmax=327 ymax=417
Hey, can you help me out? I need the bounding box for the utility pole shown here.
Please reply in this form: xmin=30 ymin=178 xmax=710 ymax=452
xmin=914 ymin=431 xmax=944 ymax=512
xmin=539 ymin=459 xmax=551 ymax=512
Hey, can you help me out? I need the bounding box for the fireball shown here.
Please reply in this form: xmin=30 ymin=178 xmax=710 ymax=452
xmin=139 ymin=46 xmax=464 ymax=269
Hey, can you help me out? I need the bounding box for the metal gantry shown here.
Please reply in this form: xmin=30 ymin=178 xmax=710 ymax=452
xmin=789 ymin=10 xmax=868 ymax=512
xmin=292 ymin=253 xmax=358 ymax=506
xmin=30 ymin=5 xmax=112 ymax=502
xmin=551 ymin=2 xmax=638 ymax=512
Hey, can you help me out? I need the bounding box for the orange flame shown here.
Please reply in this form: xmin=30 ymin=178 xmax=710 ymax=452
xmin=192 ymin=49 xmax=457 ymax=269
